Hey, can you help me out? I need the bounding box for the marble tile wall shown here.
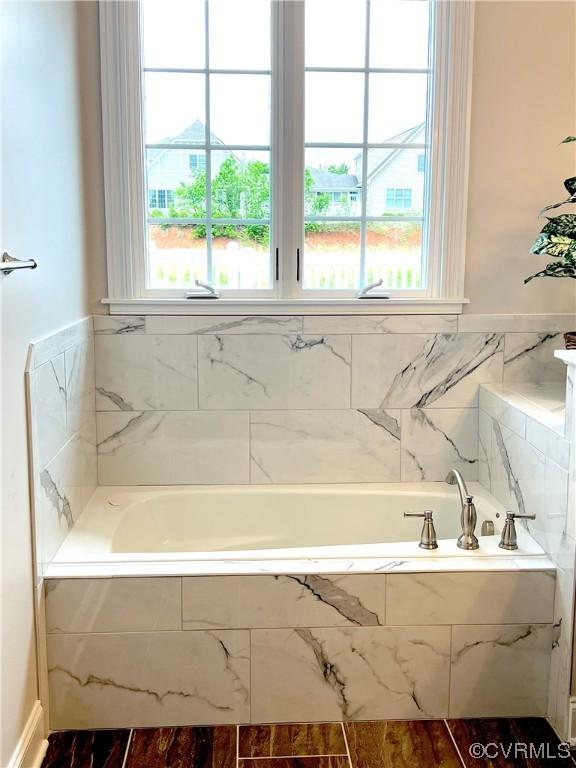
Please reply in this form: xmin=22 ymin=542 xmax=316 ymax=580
xmin=92 ymin=314 xmax=569 ymax=486
xmin=26 ymin=318 xmax=97 ymax=581
xmin=45 ymin=569 xmax=554 ymax=729
xmin=478 ymin=381 xmax=575 ymax=739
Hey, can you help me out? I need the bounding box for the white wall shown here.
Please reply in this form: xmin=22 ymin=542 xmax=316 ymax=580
xmin=465 ymin=0 xmax=576 ymax=315
xmin=0 ymin=2 xmax=105 ymax=763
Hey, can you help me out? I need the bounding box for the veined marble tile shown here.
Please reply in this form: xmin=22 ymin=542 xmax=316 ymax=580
xmin=146 ymin=315 xmax=303 ymax=334
xmin=525 ymin=417 xmax=553 ymax=455
xmin=449 ymin=624 xmax=552 ymax=717
xmin=93 ymin=316 xmax=145 ymax=335
xmin=95 ymin=335 xmax=198 ymax=411
xmin=526 ymin=418 xmax=570 ymax=470
xmin=303 ymin=315 xmax=457 ymax=335
xmin=48 ymin=630 xmax=250 ymax=728
xmin=547 ymin=430 xmax=570 ymax=470
xmin=480 ymin=382 xmax=565 ymax=434
xmin=97 ymin=411 xmax=249 ymax=485
xmin=198 ymin=335 xmax=351 ymax=410
xmin=458 ymin=313 xmax=575 ymax=333
xmin=565 ymin=366 xmax=574 ymax=441
xmin=400 ymin=408 xmax=478 ymax=482
xmin=478 ymin=409 xmax=493 ymax=490
xmin=182 ymin=575 xmax=385 ymax=629
xmin=37 ymin=434 xmax=97 ymax=574
xmin=488 ymin=420 xmax=546 ymax=521
xmin=250 ymin=409 xmax=400 ymax=483
xmin=29 ymin=317 xmax=93 ymax=369
xmin=65 ymin=339 xmax=96 ymax=440
xmin=30 ymin=355 xmax=68 ymax=469
xmin=547 ymin=563 xmax=574 ymax=739
xmin=45 ymin=578 xmax=182 ymax=633
xmin=504 ymin=333 xmax=566 ymax=382
xmin=479 ymin=387 xmax=526 ymax=438
xmin=545 ymin=459 xmax=569 ymax=520
xmin=351 ymin=333 xmax=503 ymax=409
xmin=387 ymin=571 xmax=555 ymax=625
xmin=251 ymin=626 xmax=450 ymax=723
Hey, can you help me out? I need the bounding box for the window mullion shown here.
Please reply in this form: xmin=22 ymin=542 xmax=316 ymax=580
xmin=204 ymin=0 xmax=213 ymax=284
xmin=359 ymin=0 xmax=371 ymax=290
xmin=279 ymin=0 xmax=304 ymax=299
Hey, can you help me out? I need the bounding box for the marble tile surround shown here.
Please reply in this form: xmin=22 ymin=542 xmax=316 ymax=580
xmin=26 ymin=315 xmax=572 ymax=734
xmin=91 ymin=314 xmax=571 ymax=485
xmin=477 ymin=380 xmax=575 ymax=740
xmin=27 ymin=318 xmax=97 ymax=581
xmin=45 ymin=569 xmax=555 ymax=728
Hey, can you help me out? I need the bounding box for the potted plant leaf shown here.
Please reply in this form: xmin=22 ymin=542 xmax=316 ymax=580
xmin=525 ymin=135 xmax=576 ymax=348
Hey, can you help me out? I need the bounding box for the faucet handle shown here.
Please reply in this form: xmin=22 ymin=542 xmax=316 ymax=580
xmin=499 ymin=511 xmax=535 ymax=550
xmin=506 ymin=511 xmax=536 ymax=520
xmin=404 ymin=510 xmax=438 ymax=550
xmin=404 ymin=510 xmax=432 ymax=518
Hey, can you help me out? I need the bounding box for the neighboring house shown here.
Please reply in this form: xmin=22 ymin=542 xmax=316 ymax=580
xmin=306 ymin=122 xmax=426 ymax=218
xmin=147 ymin=120 xmax=426 ymax=217
xmin=306 ymin=168 xmax=361 ymax=216
xmin=358 ymin=123 xmax=426 ymax=216
xmin=146 ymin=120 xmax=231 ymax=212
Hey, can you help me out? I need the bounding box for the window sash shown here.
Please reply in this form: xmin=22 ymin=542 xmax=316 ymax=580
xmin=99 ymin=0 xmax=474 ymax=310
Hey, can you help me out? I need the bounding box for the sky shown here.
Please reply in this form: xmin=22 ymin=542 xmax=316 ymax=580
xmin=142 ymin=0 xmax=430 ymax=159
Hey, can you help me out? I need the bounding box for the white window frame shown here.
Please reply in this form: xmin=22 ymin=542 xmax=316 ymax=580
xmin=100 ymin=0 xmax=475 ymax=316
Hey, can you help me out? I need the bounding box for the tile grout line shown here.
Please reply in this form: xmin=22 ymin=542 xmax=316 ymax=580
xmin=341 ymin=721 xmax=354 ymax=768
xmin=241 ymin=755 xmax=349 ymax=761
xmin=444 ymin=719 xmax=467 ymax=768
xmin=120 ymin=729 xmax=133 ymax=768
xmin=447 ymin=624 xmax=453 ymax=717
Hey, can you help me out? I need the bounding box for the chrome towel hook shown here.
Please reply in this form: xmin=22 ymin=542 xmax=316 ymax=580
xmin=1 ymin=252 xmax=37 ymax=276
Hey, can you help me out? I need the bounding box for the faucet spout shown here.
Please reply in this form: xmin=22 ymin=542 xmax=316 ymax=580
xmin=445 ymin=468 xmax=470 ymax=508
xmin=445 ymin=468 xmax=479 ymax=550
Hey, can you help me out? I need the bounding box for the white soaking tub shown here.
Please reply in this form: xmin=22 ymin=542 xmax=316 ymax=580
xmin=51 ymin=482 xmax=544 ymax=573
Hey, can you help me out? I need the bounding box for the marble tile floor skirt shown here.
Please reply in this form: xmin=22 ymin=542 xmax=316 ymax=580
xmin=41 ymin=718 xmax=575 ymax=768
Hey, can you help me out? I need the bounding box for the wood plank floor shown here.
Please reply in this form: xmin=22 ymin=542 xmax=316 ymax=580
xmin=41 ymin=719 xmax=576 ymax=768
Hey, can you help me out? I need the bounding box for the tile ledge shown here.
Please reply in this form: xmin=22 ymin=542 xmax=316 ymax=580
xmin=480 ymin=381 xmax=566 ymax=434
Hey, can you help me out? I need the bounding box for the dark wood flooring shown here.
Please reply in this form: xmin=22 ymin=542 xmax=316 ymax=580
xmin=41 ymin=719 xmax=576 ymax=768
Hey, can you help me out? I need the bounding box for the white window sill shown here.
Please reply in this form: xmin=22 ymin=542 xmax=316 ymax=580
xmin=102 ymin=297 xmax=469 ymax=316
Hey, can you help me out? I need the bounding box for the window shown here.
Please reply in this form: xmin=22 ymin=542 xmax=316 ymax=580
xmin=100 ymin=0 xmax=474 ymax=312
xmin=148 ymin=189 xmax=175 ymax=211
xmin=189 ymin=153 xmax=207 ymax=173
xmin=385 ymin=188 xmax=413 ymax=210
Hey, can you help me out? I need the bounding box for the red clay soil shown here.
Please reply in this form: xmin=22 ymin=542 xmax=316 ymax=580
xmin=150 ymin=224 xmax=421 ymax=250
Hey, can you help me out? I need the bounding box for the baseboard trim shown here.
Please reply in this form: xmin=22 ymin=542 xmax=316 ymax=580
xmin=567 ymin=697 xmax=576 ymax=746
xmin=6 ymin=701 xmax=48 ymax=768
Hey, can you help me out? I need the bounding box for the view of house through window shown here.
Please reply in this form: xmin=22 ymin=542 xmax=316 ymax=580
xmin=141 ymin=0 xmax=431 ymax=294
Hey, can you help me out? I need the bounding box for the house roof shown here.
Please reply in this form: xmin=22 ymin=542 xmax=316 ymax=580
xmin=163 ymin=119 xmax=223 ymax=146
xmin=308 ymin=168 xmax=360 ymax=191
xmin=148 ymin=120 xmax=223 ymax=168
xmin=364 ymin=122 xmax=426 ymax=181
xmin=306 ymin=123 xmax=425 ymax=193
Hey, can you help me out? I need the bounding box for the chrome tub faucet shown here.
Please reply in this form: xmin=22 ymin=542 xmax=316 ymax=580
xmin=445 ymin=468 xmax=479 ymax=550
xmin=404 ymin=510 xmax=438 ymax=550
xmin=499 ymin=510 xmax=536 ymax=550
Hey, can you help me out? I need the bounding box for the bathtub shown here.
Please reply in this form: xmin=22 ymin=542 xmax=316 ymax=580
xmin=51 ymin=482 xmax=543 ymax=572
xmin=45 ymin=482 xmax=554 ymax=729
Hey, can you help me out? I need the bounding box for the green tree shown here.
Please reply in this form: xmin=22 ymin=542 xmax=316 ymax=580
xmin=327 ymin=163 xmax=349 ymax=175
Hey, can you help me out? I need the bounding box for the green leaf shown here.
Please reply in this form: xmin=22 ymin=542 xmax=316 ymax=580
xmin=565 ymin=177 xmax=576 ymax=196
xmin=530 ymin=232 xmax=576 ymax=259
xmin=539 ymin=195 xmax=576 ymax=215
xmin=541 ymin=214 xmax=576 ymax=238
xmin=561 ymin=136 xmax=576 ymax=143
xmin=525 ymin=259 xmax=576 ymax=283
